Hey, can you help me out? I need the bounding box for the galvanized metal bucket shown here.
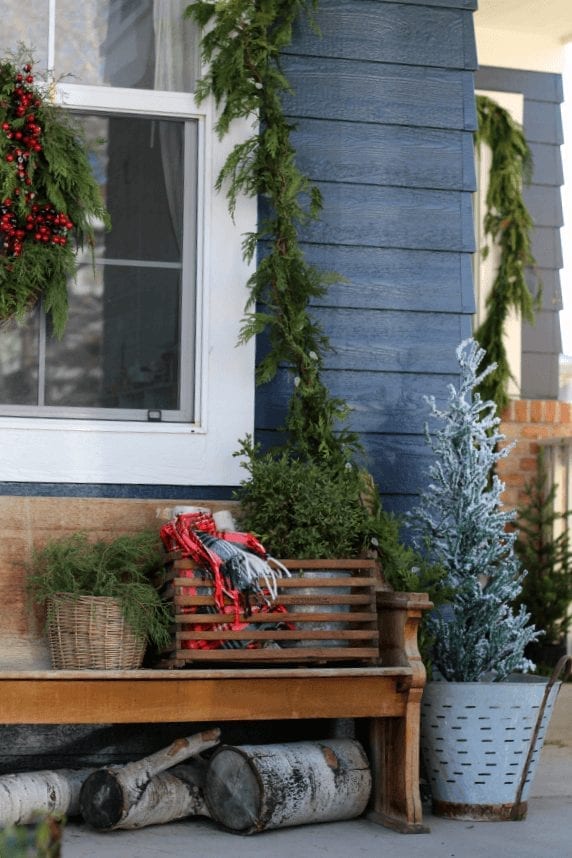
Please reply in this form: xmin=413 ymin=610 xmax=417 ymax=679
xmin=421 ymin=657 xmax=572 ymax=820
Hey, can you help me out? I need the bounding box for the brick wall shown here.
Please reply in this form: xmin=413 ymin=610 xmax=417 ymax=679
xmin=498 ymin=400 xmax=572 ymax=511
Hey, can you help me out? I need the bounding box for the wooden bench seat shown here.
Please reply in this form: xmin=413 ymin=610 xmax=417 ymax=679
xmin=0 ymin=591 xmax=431 ymax=833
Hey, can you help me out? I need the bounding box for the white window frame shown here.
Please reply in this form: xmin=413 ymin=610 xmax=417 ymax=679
xmin=0 ymin=81 xmax=257 ymax=485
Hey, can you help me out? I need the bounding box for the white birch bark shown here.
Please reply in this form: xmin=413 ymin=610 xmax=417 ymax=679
xmin=0 ymin=768 xmax=95 ymax=827
xmin=80 ymin=729 xmax=220 ymax=830
xmin=205 ymin=739 xmax=372 ymax=833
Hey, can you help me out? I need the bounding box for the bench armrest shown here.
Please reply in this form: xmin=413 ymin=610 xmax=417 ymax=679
xmin=375 ymin=591 xmax=432 ymax=688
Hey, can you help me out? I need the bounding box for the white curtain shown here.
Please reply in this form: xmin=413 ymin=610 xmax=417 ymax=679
xmin=153 ymin=0 xmax=199 ymax=92
xmin=153 ymin=0 xmax=200 ymax=250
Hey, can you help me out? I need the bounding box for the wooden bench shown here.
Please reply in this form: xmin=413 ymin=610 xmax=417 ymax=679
xmin=0 ymin=590 xmax=431 ymax=834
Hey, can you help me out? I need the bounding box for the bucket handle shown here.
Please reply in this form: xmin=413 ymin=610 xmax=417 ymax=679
xmin=511 ymin=655 xmax=572 ymax=818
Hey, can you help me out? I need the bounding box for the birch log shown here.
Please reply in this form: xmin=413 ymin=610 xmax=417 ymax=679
xmin=205 ymin=739 xmax=372 ymax=833
xmin=0 ymin=768 xmax=95 ymax=827
xmin=79 ymin=729 xmax=220 ymax=830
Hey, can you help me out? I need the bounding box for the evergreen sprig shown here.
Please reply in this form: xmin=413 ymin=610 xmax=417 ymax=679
xmin=0 ymin=51 xmax=110 ymax=337
xmin=474 ymin=95 xmax=539 ymax=413
xmin=185 ymin=0 xmax=358 ymax=463
xmin=27 ymin=531 xmax=172 ymax=648
xmin=409 ymin=339 xmax=539 ymax=681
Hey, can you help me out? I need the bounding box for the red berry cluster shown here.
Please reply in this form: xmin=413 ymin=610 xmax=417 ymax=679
xmin=0 ymin=63 xmax=73 ymax=258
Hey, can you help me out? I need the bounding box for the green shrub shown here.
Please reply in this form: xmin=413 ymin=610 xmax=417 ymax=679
xmin=233 ymin=437 xmax=435 ymax=593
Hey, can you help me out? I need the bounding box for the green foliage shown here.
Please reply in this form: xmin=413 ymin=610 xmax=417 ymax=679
xmin=358 ymin=469 xmax=445 ymax=596
xmin=27 ymin=531 xmax=171 ymax=648
xmin=474 ymin=95 xmax=539 ymax=413
xmin=233 ymin=436 xmax=373 ymax=558
xmin=0 ymin=816 xmax=62 ymax=857
xmin=0 ymin=50 xmax=110 ymax=337
xmin=185 ymin=0 xmax=357 ymax=463
xmin=515 ymin=449 xmax=572 ymax=645
xmin=188 ymin=2 xmax=428 ymax=594
xmin=233 ymin=436 xmax=436 ymax=593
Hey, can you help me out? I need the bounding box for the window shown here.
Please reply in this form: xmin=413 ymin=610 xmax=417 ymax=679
xmin=0 ymin=1 xmax=256 ymax=484
xmin=1 ymin=113 xmax=197 ymax=422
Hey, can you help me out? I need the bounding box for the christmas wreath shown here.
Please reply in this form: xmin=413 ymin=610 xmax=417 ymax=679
xmin=0 ymin=55 xmax=110 ymax=337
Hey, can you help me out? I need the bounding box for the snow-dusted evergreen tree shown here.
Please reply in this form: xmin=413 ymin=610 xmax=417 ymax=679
xmin=410 ymin=339 xmax=539 ymax=681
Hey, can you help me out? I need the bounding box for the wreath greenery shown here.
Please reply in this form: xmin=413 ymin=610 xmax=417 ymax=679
xmin=474 ymin=94 xmax=539 ymax=412
xmin=0 ymin=53 xmax=110 ymax=338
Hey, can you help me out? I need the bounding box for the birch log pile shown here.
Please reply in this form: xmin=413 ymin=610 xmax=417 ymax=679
xmin=205 ymin=739 xmax=372 ymax=833
xmin=0 ymin=768 xmax=95 ymax=827
xmin=79 ymin=729 xmax=220 ymax=830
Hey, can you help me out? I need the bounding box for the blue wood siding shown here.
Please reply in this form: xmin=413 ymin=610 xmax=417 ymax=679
xmin=475 ymin=66 xmax=564 ymax=399
xmin=282 ymin=58 xmax=477 ymax=130
xmin=255 ymin=0 xmax=478 ymax=511
xmin=285 ymin=0 xmax=477 ymax=68
xmin=299 ymin=184 xmax=475 ymax=251
xmin=301 ymin=245 xmax=475 ymax=313
xmin=0 ymin=483 xmax=236 ymax=499
xmin=291 ymin=121 xmax=476 ymax=191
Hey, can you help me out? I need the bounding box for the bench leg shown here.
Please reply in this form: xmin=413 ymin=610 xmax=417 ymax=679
xmin=365 ymin=688 xmax=430 ymax=833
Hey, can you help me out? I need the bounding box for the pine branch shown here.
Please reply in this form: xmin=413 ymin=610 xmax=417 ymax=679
xmin=515 ymin=449 xmax=572 ymax=644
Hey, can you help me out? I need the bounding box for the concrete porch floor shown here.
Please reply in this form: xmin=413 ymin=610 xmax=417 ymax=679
xmin=61 ymin=687 xmax=572 ymax=858
xmin=61 ymin=746 xmax=572 ymax=858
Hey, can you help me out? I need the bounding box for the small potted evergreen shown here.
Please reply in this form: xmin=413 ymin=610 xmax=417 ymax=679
xmin=27 ymin=531 xmax=171 ymax=670
xmin=234 ymin=435 xmax=420 ymax=585
xmin=232 ymin=436 xmax=431 ymax=652
xmin=410 ymin=339 xmax=568 ymax=821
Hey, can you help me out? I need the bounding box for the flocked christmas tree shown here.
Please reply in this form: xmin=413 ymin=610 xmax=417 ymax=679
xmin=410 ymin=339 xmax=539 ymax=681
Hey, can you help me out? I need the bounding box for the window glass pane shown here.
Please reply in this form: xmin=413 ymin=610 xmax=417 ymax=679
xmin=0 ymin=112 xmax=196 ymax=419
xmin=55 ymin=0 xmax=199 ymax=91
xmin=0 ymin=311 xmax=40 ymax=405
xmin=82 ymin=114 xmax=187 ymax=263
xmin=44 ymin=264 xmax=182 ymax=411
xmin=1 ymin=0 xmax=49 ymax=71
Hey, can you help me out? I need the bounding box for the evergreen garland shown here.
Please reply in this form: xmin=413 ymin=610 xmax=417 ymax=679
xmin=409 ymin=339 xmax=539 ymax=681
xmin=474 ymin=95 xmax=539 ymax=413
xmin=185 ymin=0 xmax=357 ymax=464
xmin=0 ymin=53 xmax=110 ymax=337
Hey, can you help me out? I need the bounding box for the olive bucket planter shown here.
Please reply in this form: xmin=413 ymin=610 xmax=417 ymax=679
xmin=420 ymin=657 xmax=572 ymax=820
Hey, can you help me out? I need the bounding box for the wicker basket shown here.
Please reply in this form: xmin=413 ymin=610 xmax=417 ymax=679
xmin=46 ymin=594 xmax=146 ymax=670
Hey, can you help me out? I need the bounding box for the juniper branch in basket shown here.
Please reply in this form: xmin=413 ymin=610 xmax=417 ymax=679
xmin=26 ymin=531 xmax=171 ymax=648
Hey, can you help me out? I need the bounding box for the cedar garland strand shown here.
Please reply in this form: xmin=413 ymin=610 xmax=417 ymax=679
xmin=185 ymin=0 xmax=358 ymax=464
xmin=474 ymin=94 xmax=539 ymax=413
